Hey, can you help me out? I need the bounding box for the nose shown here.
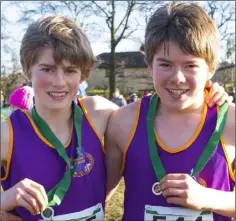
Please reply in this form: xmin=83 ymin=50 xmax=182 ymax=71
xmin=52 ymin=71 xmax=66 ymax=88
xmin=171 ymin=68 xmax=186 ymax=84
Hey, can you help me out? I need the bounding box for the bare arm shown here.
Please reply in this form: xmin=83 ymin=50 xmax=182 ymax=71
xmin=210 ymin=103 xmax=235 ymax=218
xmin=0 ymin=120 xmax=12 ymax=210
xmin=1 ymin=121 xmax=48 ymax=215
xmin=203 ymin=103 xmax=235 ymax=217
xmin=1 ymin=121 xmax=10 ymax=164
xmin=203 ymin=187 xmax=235 ymax=217
xmin=105 ymin=110 xmax=123 ymax=201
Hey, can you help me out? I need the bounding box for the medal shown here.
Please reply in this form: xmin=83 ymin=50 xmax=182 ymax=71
xmin=41 ymin=207 xmax=54 ymax=220
xmin=147 ymin=94 xmax=228 ymax=196
xmin=152 ymin=182 xmax=162 ymax=195
xmin=31 ymin=101 xmax=83 ymax=210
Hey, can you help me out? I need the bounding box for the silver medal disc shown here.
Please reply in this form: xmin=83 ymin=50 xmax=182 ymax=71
xmin=152 ymin=182 xmax=162 ymax=195
xmin=41 ymin=207 xmax=54 ymax=220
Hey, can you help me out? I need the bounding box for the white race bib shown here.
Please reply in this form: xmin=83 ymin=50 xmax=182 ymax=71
xmin=145 ymin=205 xmax=213 ymax=221
xmin=40 ymin=203 xmax=104 ymax=221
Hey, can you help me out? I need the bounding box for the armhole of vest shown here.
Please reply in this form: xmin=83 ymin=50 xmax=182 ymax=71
xmin=220 ymin=136 xmax=235 ymax=182
xmin=77 ymin=97 xmax=105 ymax=154
xmin=1 ymin=118 xmax=14 ymax=181
xmin=120 ymin=99 xmax=142 ymax=176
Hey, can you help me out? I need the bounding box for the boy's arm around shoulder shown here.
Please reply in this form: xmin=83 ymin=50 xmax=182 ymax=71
xmin=105 ymin=101 xmax=139 ymax=200
xmin=80 ymin=95 xmax=119 ymax=117
xmin=79 ymin=96 xmax=119 ymax=138
xmin=104 ymin=107 xmax=124 ymax=200
xmin=223 ymin=103 xmax=235 ymax=147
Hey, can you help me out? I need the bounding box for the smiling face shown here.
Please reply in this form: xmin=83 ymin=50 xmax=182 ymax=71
xmin=31 ymin=47 xmax=82 ymax=111
xmin=149 ymin=41 xmax=212 ymax=112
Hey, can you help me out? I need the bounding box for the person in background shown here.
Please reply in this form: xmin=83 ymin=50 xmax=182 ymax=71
xmin=111 ymin=88 xmax=127 ymax=107
xmin=128 ymin=93 xmax=139 ymax=104
xmin=9 ymin=86 xmax=34 ymax=114
xmin=229 ymin=87 xmax=235 ymax=103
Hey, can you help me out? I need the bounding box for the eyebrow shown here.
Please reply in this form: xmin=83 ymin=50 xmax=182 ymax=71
xmin=155 ymin=58 xmax=172 ymax=63
xmin=38 ymin=63 xmax=78 ymax=69
xmin=155 ymin=57 xmax=200 ymax=64
xmin=38 ymin=63 xmax=57 ymax=68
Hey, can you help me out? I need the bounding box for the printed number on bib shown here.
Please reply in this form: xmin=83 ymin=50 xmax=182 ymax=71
xmin=39 ymin=203 xmax=103 ymax=221
xmin=144 ymin=205 xmax=213 ymax=221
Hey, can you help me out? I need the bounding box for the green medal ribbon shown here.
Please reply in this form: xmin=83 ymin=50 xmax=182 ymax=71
xmin=147 ymin=94 xmax=228 ymax=182
xmin=31 ymin=101 xmax=83 ymax=207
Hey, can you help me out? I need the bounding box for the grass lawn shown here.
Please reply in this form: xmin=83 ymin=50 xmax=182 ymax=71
xmin=105 ymin=179 xmax=125 ymax=221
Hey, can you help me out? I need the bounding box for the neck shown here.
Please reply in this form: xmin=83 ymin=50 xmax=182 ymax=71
xmin=33 ymin=101 xmax=73 ymax=132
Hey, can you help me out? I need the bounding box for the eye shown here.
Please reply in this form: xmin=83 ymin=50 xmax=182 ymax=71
xmin=41 ymin=68 xmax=52 ymax=73
xmin=66 ymin=70 xmax=77 ymax=74
xmin=186 ymin=64 xmax=198 ymax=69
xmin=159 ymin=63 xmax=171 ymax=67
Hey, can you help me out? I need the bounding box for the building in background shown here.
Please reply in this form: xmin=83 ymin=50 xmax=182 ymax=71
xmin=87 ymin=51 xmax=153 ymax=93
xmin=88 ymin=51 xmax=235 ymax=93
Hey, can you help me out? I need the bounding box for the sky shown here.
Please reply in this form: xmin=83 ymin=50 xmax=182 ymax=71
xmin=1 ymin=1 xmax=145 ymax=71
xmin=1 ymin=1 xmax=235 ymax=74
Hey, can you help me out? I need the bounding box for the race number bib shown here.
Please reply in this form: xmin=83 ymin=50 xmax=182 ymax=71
xmin=40 ymin=203 xmax=104 ymax=221
xmin=145 ymin=205 xmax=213 ymax=221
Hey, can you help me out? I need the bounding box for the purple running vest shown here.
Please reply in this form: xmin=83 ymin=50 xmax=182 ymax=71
xmin=1 ymin=100 xmax=106 ymax=220
xmin=122 ymin=96 xmax=235 ymax=221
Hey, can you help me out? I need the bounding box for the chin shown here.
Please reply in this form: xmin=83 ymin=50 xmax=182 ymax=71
xmin=162 ymin=99 xmax=189 ymax=110
xmin=45 ymin=100 xmax=72 ymax=111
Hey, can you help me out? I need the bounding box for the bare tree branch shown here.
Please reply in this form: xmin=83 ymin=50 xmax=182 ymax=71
xmin=114 ymin=0 xmax=136 ymax=46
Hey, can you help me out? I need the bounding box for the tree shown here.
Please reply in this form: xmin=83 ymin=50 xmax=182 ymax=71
xmin=87 ymin=1 xmax=164 ymax=98
xmin=90 ymin=1 xmax=137 ymax=98
xmin=1 ymin=73 xmax=27 ymax=105
xmin=1 ymin=3 xmax=22 ymax=75
xmin=8 ymin=1 xmax=163 ymax=98
xmin=214 ymin=36 xmax=235 ymax=90
xmin=3 ymin=1 xmax=234 ymax=98
xmin=205 ymin=1 xmax=235 ymax=41
xmin=203 ymin=1 xmax=235 ymax=62
xmin=225 ymin=36 xmax=235 ymax=63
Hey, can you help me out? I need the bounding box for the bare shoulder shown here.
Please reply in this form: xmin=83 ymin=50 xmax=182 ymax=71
xmin=107 ymin=99 xmax=141 ymax=152
xmin=222 ymin=103 xmax=235 ymax=147
xmin=79 ymin=96 xmax=119 ymax=138
xmin=109 ymin=100 xmax=139 ymax=125
xmin=222 ymin=103 xmax=235 ymax=169
xmin=1 ymin=120 xmax=10 ymax=162
xmin=80 ymin=95 xmax=118 ymax=115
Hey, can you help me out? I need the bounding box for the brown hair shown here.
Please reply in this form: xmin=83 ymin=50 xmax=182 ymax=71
xmin=20 ymin=15 xmax=97 ymax=80
xmin=144 ymin=2 xmax=220 ymax=72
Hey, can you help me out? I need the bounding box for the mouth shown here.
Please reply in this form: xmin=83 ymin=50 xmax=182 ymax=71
xmin=166 ymin=88 xmax=189 ymax=96
xmin=47 ymin=92 xmax=68 ymax=100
